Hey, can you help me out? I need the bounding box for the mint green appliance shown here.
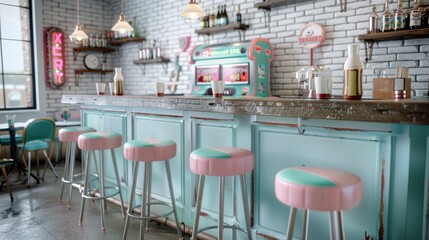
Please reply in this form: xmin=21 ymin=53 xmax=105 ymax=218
xmin=189 ymin=38 xmax=274 ymax=97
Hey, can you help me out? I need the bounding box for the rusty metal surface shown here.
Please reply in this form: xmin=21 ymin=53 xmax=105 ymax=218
xmin=61 ymin=95 xmax=429 ymax=125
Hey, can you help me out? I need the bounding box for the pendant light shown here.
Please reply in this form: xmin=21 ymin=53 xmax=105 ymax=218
xmin=180 ymin=0 xmax=206 ymax=21
xmin=111 ymin=0 xmax=134 ymax=33
xmin=69 ymin=0 xmax=88 ymax=43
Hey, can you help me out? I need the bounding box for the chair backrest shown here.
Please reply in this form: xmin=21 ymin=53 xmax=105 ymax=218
xmin=23 ymin=118 xmax=56 ymax=143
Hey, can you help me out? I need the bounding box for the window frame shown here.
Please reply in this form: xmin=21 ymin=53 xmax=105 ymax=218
xmin=0 ymin=0 xmax=36 ymax=111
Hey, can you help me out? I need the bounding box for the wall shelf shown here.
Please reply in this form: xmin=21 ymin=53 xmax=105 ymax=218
xmin=133 ymin=57 xmax=170 ymax=74
xmin=358 ymin=28 xmax=429 ymax=42
xmin=74 ymin=69 xmax=113 ymax=86
xmin=72 ymin=47 xmax=115 ymax=61
xmin=109 ymin=37 xmax=146 ymax=46
xmin=358 ymin=28 xmax=429 ymax=61
xmin=195 ymin=23 xmax=249 ymax=42
xmin=254 ymin=0 xmax=315 ymax=10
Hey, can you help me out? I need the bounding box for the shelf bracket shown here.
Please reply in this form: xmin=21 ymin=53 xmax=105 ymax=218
xmin=364 ymin=41 xmax=374 ymax=62
xmin=75 ymin=73 xmax=81 ymax=86
xmin=339 ymin=0 xmax=347 ymax=12
xmin=238 ymin=30 xmax=246 ymax=42
xmin=73 ymin=51 xmax=79 ymax=61
xmin=263 ymin=9 xmax=271 ymax=27
xmin=138 ymin=64 xmax=146 ymax=75
xmin=162 ymin=63 xmax=169 ymax=74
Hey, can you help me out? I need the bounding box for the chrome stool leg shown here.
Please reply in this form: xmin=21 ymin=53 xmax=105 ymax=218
xmin=140 ymin=162 xmax=150 ymax=240
xmin=59 ymin=142 xmax=71 ymax=203
xmin=99 ymin=150 xmax=106 ymax=232
xmin=191 ymin=175 xmax=205 ymax=240
xmin=302 ymin=209 xmax=309 ymax=240
xmin=218 ymin=176 xmax=225 ymax=240
xmin=122 ymin=162 xmax=139 ymax=240
xmin=67 ymin=142 xmax=77 ymax=209
xmin=146 ymin=162 xmax=152 ymax=228
xmin=337 ymin=211 xmax=345 ymax=240
xmin=286 ymin=207 xmax=297 ymax=240
xmin=111 ymin=149 xmax=125 ymax=216
xmin=79 ymin=150 xmax=92 ymax=226
xmin=240 ymin=175 xmax=253 ymax=240
xmin=165 ymin=160 xmax=182 ymax=238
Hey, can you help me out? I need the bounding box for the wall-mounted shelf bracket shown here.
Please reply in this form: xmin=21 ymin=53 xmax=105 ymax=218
xmin=364 ymin=41 xmax=374 ymax=62
xmin=263 ymin=9 xmax=271 ymax=27
xmin=74 ymin=69 xmax=113 ymax=86
xmin=339 ymin=0 xmax=347 ymax=12
xmin=133 ymin=57 xmax=170 ymax=75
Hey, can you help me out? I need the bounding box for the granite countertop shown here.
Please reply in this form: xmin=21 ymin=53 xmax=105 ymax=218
xmin=61 ymin=94 xmax=429 ymax=125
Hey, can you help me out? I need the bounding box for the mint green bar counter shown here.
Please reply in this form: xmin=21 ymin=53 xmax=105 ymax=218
xmin=62 ymin=95 xmax=429 ymax=240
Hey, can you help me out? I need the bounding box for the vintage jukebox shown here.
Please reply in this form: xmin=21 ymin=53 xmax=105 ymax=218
xmin=189 ymin=38 xmax=274 ymax=97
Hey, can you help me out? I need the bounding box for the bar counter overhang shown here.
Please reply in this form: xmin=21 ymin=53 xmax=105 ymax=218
xmin=62 ymin=94 xmax=429 ymax=240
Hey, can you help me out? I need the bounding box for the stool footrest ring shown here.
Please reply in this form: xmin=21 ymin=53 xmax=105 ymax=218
xmin=81 ymin=186 xmax=121 ymax=200
xmin=196 ymin=225 xmax=249 ymax=236
xmin=127 ymin=201 xmax=175 ymax=220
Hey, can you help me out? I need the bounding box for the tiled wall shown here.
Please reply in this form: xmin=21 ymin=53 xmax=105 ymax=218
xmin=42 ymin=0 xmax=429 ymax=114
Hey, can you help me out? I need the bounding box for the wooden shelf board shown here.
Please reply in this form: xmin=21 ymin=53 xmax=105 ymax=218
xmin=195 ymin=23 xmax=249 ymax=35
xmin=358 ymin=28 xmax=429 ymax=41
xmin=133 ymin=57 xmax=170 ymax=65
xmin=72 ymin=47 xmax=115 ymax=53
xmin=75 ymin=69 xmax=114 ymax=74
xmin=109 ymin=37 xmax=146 ymax=46
xmin=254 ymin=0 xmax=315 ymax=10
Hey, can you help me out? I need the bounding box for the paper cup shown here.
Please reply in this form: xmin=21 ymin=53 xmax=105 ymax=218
xmin=315 ymin=77 xmax=332 ymax=99
xmin=154 ymin=82 xmax=164 ymax=97
xmin=211 ymin=81 xmax=225 ymax=98
xmin=6 ymin=115 xmax=15 ymax=128
xmin=96 ymin=83 xmax=106 ymax=95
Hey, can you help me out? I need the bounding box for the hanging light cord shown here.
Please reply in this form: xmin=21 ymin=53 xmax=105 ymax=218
xmin=121 ymin=0 xmax=124 ymax=14
xmin=77 ymin=0 xmax=80 ymax=24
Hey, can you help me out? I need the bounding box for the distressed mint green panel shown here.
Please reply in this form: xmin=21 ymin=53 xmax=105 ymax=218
xmin=252 ymin=123 xmax=390 ymax=240
xmin=132 ymin=114 xmax=184 ymax=215
xmin=190 ymin=119 xmax=238 ymax=236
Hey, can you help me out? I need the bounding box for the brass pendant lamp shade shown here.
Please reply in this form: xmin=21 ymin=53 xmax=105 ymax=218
xmin=69 ymin=0 xmax=88 ymax=43
xmin=111 ymin=0 xmax=134 ymax=33
xmin=180 ymin=0 xmax=206 ymax=21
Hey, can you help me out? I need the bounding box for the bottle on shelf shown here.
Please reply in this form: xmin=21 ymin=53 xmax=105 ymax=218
xmin=343 ymin=44 xmax=363 ymax=100
xmin=209 ymin=7 xmax=215 ymax=28
xmin=421 ymin=6 xmax=428 ymax=28
xmin=409 ymin=0 xmax=423 ymax=29
xmin=200 ymin=12 xmax=206 ymax=29
xmin=215 ymin=5 xmax=221 ymax=26
xmin=369 ymin=3 xmax=379 ymax=33
xmin=223 ymin=4 xmax=229 ymax=25
xmin=381 ymin=0 xmax=393 ymax=32
xmin=205 ymin=9 xmax=210 ymax=28
xmin=395 ymin=0 xmax=406 ymax=31
xmin=236 ymin=4 xmax=242 ymax=24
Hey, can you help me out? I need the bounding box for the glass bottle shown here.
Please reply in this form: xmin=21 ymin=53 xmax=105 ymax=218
xmin=381 ymin=0 xmax=393 ymax=32
xmin=369 ymin=4 xmax=379 ymax=33
xmin=343 ymin=44 xmax=363 ymax=100
xmin=209 ymin=7 xmax=215 ymax=28
xmin=224 ymin=4 xmax=229 ymax=25
xmin=410 ymin=0 xmax=423 ymax=29
xmin=395 ymin=0 xmax=406 ymax=30
xmin=114 ymin=67 xmax=124 ymax=96
xmin=421 ymin=6 xmax=428 ymax=28
xmin=236 ymin=4 xmax=242 ymax=24
xmin=215 ymin=5 xmax=221 ymax=26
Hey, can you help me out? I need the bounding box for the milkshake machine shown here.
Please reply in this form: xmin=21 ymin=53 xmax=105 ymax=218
xmin=189 ymin=38 xmax=274 ymax=97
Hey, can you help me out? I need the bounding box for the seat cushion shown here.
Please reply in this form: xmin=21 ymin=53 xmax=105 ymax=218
xmin=17 ymin=140 xmax=49 ymax=151
xmin=78 ymin=132 xmax=122 ymax=150
xmin=275 ymin=167 xmax=362 ymax=211
xmin=0 ymin=134 xmax=23 ymax=145
xmin=59 ymin=126 xmax=96 ymax=142
xmin=123 ymin=139 xmax=176 ymax=162
xmin=190 ymin=147 xmax=254 ymax=176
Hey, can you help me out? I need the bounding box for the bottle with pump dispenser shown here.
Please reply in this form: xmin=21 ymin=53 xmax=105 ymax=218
xmin=343 ymin=44 xmax=363 ymax=100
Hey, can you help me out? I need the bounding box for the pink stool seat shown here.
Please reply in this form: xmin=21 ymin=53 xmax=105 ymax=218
xmin=123 ymin=139 xmax=176 ymax=162
xmin=59 ymin=126 xmax=96 ymax=142
xmin=78 ymin=132 xmax=122 ymax=150
xmin=275 ymin=167 xmax=362 ymax=211
xmin=190 ymin=147 xmax=254 ymax=176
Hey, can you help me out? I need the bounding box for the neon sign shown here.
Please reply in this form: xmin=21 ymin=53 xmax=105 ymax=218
xmin=44 ymin=27 xmax=66 ymax=89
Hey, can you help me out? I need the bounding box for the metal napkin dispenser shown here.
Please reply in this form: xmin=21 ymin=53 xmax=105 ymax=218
xmin=372 ymin=78 xmax=411 ymax=99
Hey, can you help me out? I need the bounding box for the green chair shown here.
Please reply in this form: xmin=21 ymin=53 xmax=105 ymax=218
xmin=17 ymin=118 xmax=58 ymax=187
xmin=0 ymin=134 xmax=23 ymax=158
xmin=0 ymin=145 xmax=14 ymax=201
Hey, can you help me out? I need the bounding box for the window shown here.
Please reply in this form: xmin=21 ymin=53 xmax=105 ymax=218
xmin=0 ymin=0 xmax=35 ymax=110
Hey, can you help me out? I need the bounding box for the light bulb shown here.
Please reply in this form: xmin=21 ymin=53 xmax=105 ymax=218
xmin=76 ymin=36 xmax=83 ymax=41
xmin=119 ymin=28 xmax=126 ymax=34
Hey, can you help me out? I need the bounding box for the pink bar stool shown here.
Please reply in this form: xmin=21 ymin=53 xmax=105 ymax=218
xmin=274 ymin=167 xmax=362 ymax=240
xmin=190 ymin=147 xmax=254 ymax=240
xmin=77 ymin=132 xmax=125 ymax=232
xmin=58 ymin=126 xmax=96 ymax=209
xmin=122 ymin=139 xmax=182 ymax=240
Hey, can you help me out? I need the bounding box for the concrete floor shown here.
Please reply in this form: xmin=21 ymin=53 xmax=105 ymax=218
xmin=0 ymin=163 xmax=185 ymax=240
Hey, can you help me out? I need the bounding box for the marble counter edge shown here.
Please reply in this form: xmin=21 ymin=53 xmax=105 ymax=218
xmin=61 ymin=95 xmax=429 ymax=125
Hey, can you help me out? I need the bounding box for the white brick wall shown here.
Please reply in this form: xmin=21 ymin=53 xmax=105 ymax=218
xmin=43 ymin=0 xmax=429 ymax=114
